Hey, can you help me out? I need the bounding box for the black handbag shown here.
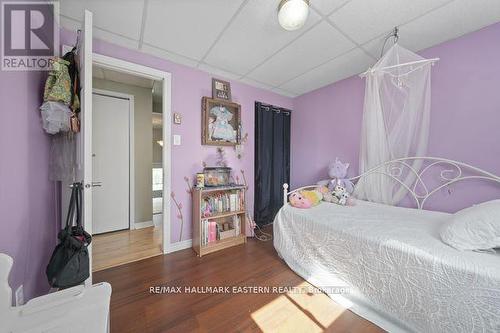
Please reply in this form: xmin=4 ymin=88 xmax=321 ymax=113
xmin=46 ymin=183 xmax=92 ymax=288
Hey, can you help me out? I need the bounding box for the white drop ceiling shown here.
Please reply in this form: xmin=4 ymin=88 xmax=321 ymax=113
xmin=61 ymin=0 xmax=500 ymax=98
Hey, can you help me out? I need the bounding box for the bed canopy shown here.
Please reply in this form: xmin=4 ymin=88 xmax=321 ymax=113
xmin=355 ymin=36 xmax=439 ymax=205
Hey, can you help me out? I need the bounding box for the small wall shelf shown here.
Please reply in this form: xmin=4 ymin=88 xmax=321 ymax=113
xmin=192 ymin=185 xmax=247 ymax=257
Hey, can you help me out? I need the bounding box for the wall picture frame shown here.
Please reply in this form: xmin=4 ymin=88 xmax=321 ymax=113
xmin=202 ymin=97 xmax=241 ymax=146
xmin=212 ymin=78 xmax=232 ymax=101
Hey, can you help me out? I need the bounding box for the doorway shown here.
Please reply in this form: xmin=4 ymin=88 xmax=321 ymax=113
xmin=90 ymin=65 xmax=164 ymax=272
xmin=67 ymin=10 xmax=172 ymax=284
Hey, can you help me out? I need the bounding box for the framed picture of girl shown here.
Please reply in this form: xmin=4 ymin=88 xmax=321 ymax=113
xmin=202 ymin=97 xmax=241 ymax=146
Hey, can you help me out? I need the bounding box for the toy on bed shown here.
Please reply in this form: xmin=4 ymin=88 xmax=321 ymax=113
xmin=333 ymin=185 xmax=355 ymax=205
xmin=317 ymin=186 xmax=335 ymax=203
xmin=317 ymin=158 xmax=354 ymax=193
xmin=289 ymin=190 xmax=322 ymax=209
xmin=317 ymin=185 xmax=355 ymax=206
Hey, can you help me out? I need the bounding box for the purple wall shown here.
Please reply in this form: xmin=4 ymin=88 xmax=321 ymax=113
xmin=0 ymin=70 xmax=56 ymax=301
xmin=60 ymin=30 xmax=293 ymax=244
xmin=291 ymin=22 xmax=500 ymax=212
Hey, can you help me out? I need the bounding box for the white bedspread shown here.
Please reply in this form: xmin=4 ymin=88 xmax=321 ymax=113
xmin=273 ymin=200 xmax=500 ymax=333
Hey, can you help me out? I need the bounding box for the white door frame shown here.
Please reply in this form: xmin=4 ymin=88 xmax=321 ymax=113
xmin=92 ymin=89 xmax=135 ymax=232
xmin=92 ymin=53 xmax=172 ymax=254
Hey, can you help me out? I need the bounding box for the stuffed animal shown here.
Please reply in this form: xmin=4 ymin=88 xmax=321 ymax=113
xmin=289 ymin=190 xmax=322 ymax=209
xmin=339 ymin=192 xmax=350 ymax=206
xmin=317 ymin=186 xmax=336 ymax=203
xmin=317 ymin=158 xmax=354 ymax=193
xmin=332 ymin=185 xmax=355 ymax=206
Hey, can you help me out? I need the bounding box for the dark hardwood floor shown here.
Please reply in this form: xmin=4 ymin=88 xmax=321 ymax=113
xmin=94 ymin=230 xmax=384 ymax=333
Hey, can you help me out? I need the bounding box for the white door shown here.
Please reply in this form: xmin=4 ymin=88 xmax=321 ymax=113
xmin=92 ymin=93 xmax=131 ymax=234
xmin=79 ymin=10 xmax=93 ymax=284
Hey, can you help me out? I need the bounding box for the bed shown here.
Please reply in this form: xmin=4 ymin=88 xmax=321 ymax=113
xmin=274 ymin=158 xmax=500 ymax=333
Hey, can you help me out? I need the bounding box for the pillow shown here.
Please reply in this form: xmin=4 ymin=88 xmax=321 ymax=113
xmin=440 ymin=200 xmax=500 ymax=251
xmin=289 ymin=190 xmax=322 ymax=209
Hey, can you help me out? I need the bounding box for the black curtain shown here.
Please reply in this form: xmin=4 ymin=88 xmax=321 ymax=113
xmin=254 ymin=102 xmax=291 ymax=226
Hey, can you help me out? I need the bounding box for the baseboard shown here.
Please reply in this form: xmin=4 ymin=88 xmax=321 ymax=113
xmin=134 ymin=220 xmax=153 ymax=230
xmin=167 ymin=239 xmax=192 ymax=253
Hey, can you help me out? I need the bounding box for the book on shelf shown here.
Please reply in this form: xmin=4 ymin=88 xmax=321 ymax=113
xmin=209 ymin=221 xmax=217 ymax=242
xmin=200 ymin=215 xmax=242 ymax=246
xmin=232 ymin=215 xmax=240 ymax=237
xmin=201 ymin=190 xmax=244 ymax=217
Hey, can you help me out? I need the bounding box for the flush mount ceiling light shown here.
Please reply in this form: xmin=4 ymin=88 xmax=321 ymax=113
xmin=278 ymin=0 xmax=310 ymax=31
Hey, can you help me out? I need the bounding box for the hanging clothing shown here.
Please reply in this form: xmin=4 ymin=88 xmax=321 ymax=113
xmin=43 ymin=58 xmax=73 ymax=105
xmin=40 ymin=101 xmax=72 ymax=134
xmin=42 ymin=50 xmax=81 ymax=181
xmin=63 ymin=49 xmax=81 ymax=113
xmin=254 ymin=102 xmax=291 ymax=226
xmin=355 ymin=44 xmax=434 ymax=205
xmin=49 ymin=133 xmax=76 ymax=182
xmin=210 ymin=106 xmax=236 ymax=142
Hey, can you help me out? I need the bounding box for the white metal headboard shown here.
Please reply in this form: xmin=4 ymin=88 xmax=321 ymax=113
xmin=283 ymin=157 xmax=500 ymax=209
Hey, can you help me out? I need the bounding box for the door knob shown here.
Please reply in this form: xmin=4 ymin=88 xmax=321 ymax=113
xmin=91 ymin=182 xmax=102 ymax=187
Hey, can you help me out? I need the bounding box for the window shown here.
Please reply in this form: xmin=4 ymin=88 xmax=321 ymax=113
xmin=152 ymin=168 xmax=163 ymax=191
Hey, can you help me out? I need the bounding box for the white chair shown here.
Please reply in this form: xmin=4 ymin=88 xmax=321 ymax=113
xmin=0 ymin=253 xmax=111 ymax=333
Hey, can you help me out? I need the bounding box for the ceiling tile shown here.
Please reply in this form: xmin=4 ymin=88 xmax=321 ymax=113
xmin=329 ymin=0 xmax=451 ymax=44
xmin=311 ymin=0 xmax=351 ymax=16
xmin=204 ymin=0 xmax=321 ymax=75
xmin=141 ymin=44 xmax=199 ymax=68
xmin=247 ymin=21 xmax=355 ymax=86
xmin=361 ymin=35 xmax=392 ymax=59
xmin=271 ymin=87 xmax=298 ymax=98
xmin=239 ymin=77 xmax=275 ymax=91
xmin=60 ymin=0 xmax=144 ymax=40
xmin=143 ymin=0 xmax=245 ymax=60
xmin=59 ymin=0 xmax=500 ymax=96
xmin=93 ymin=28 xmax=139 ymax=50
xmin=397 ymin=0 xmax=500 ymax=53
xmin=198 ymin=63 xmax=242 ymax=81
xmin=280 ymin=47 xmax=373 ymax=95
xmin=60 ymin=15 xmax=139 ymax=50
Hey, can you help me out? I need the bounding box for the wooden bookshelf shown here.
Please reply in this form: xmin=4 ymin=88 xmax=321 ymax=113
xmin=192 ymin=185 xmax=247 ymax=257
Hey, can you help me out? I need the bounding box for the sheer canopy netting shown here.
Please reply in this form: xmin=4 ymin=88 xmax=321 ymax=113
xmin=355 ymin=44 xmax=433 ymax=205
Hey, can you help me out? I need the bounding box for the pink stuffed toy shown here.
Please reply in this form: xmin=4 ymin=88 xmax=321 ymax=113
xmin=289 ymin=192 xmax=311 ymax=208
xmin=289 ymin=190 xmax=322 ymax=209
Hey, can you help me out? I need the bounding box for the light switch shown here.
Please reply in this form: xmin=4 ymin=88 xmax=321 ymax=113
xmin=173 ymin=135 xmax=181 ymax=146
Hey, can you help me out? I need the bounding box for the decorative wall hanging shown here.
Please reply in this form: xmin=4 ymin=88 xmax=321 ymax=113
xmin=212 ymin=78 xmax=231 ymax=101
xmin=202 ymin=97 xmax=241 ymax=146
xmin=173 ymin=113 xmax=182 ymax=124
xmin=235 ymin=132 xmax=248 ymax=159
xmin=216 ymin=147 xmax=228 ymax=167
xmin=170 ymin=191 xmax=185 ymax=242
xmin=184 ymin=176 xmax=193 ymax=194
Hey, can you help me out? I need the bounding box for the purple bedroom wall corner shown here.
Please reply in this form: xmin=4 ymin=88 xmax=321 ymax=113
xmin=291 ymin=22 xmax=500 ymax=213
